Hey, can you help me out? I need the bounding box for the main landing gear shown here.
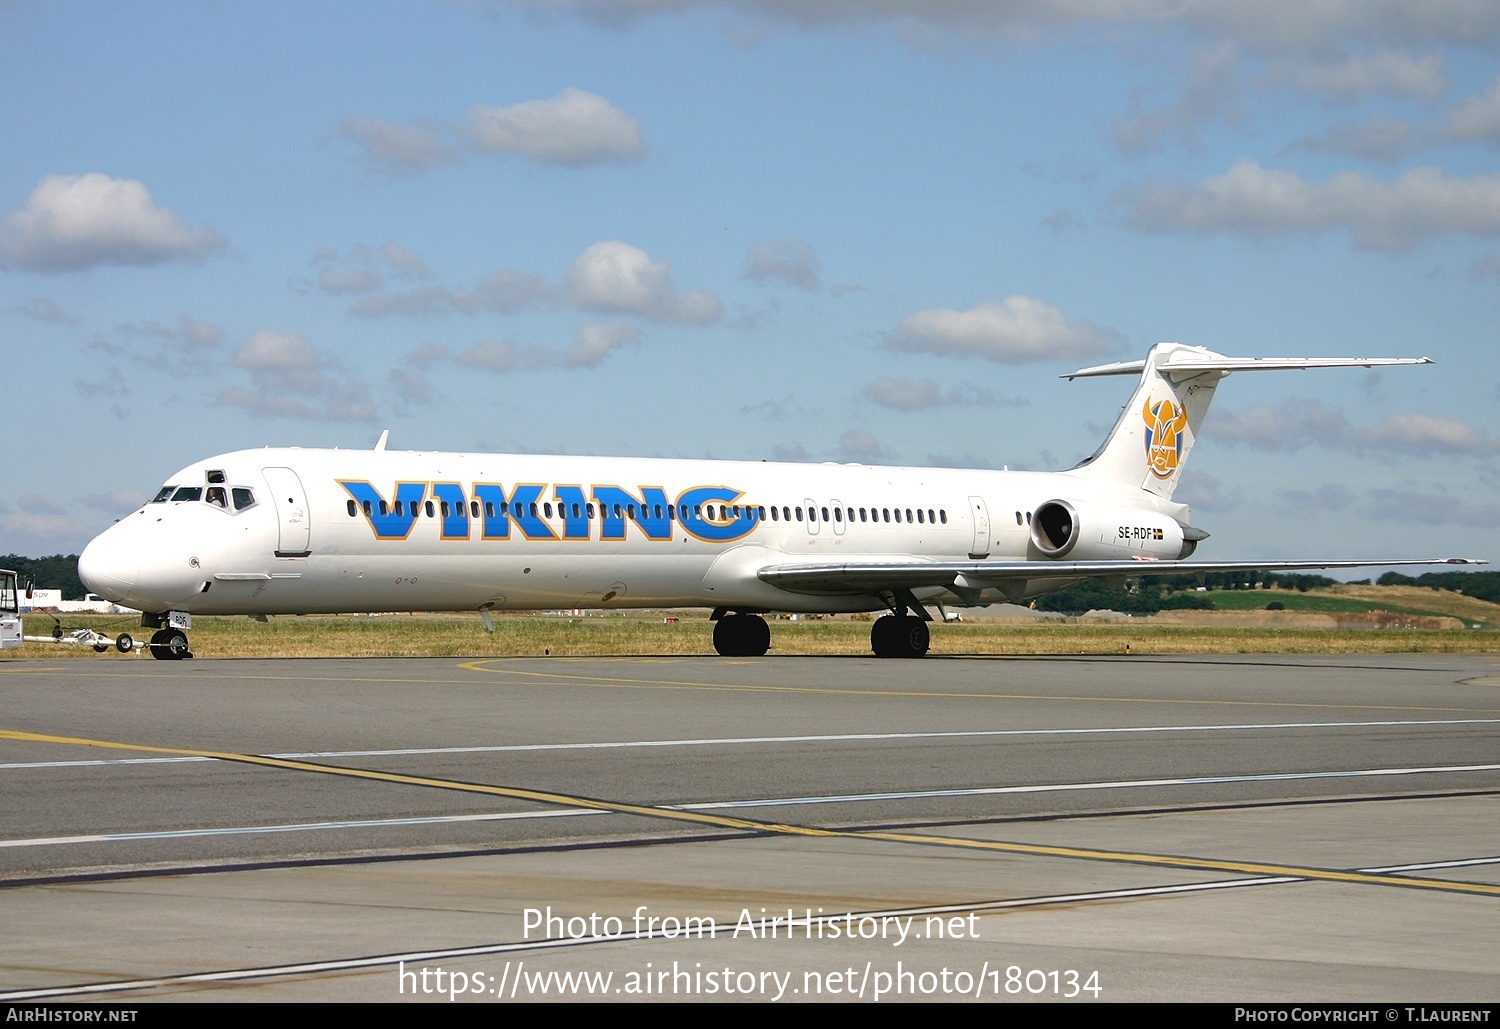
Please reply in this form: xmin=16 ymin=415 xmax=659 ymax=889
xmin=712 ymin=612 xmax=770 ymax=657
xmin=148 ymin=628 xmax=192 ymax=661
xmin=870 ymin=614 xmax=930 ymax=659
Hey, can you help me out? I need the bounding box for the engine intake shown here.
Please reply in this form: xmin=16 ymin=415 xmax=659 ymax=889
xmin=1030 ymin=499 xmax=1204 ymax=561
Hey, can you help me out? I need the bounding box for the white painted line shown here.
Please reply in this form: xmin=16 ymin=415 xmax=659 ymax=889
xmin=683 ymin=763 xmax=1500 ymax=809
xmin=2 ymin=762 xmax=1496 ymax=850
xmin=3 ymin=717 xmax=1496 ymax=770
xmin=10 ymin=859 xmax=1499 ymax=1003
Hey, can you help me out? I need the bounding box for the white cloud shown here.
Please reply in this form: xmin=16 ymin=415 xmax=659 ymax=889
xmin=566 ymin=240 xmax=722 ymax=324
xmin=861 ymin=377 xmax=1017 ymax=410
xmin=343 ymin=89 xmax=644 ymax=172
xmin=452 ymin=339 xmax=553 ymax=373
xmin=74 ymin=368 xmax=129 ymax=399
xmin=0 ymin=173 xmax=225 ymax=273
xmin=1366 ymin=489 xmax=1500 ymax=528
xmin=512 ymin=1 xmax=1500 ymax=50
xmin=1208 ymin=400 xmax=1497 ymax=457
xmin=742 ymin=238 xmax=822 ymax=291
xmin=117 ymin=315 xmax=223 ymax=350
xmin=1119 ymin=158 xmax=1500 ymax=252
xmin=1111 ymin=43 xmax=1242 ymax=156
xmin=837 ymin=428 xmax=890 ymax=463
xmin=78 ymin=489 xmax=148 ymax=514
xmin=1278 ymin=51 xmax=1447 ymax=101
xmin=1282 ymin=116 xmax=1422 ymax=162
xmin=351 ymin=270 xmax=557 ymax=318
xmin=10 ymin=296 xmax=79 ymax=324
xmin=222 ymin=331 xmax=376 ymax=422
xmin=889 ymin=295 xmax=1111 ymax=362
xmin=307 ymin=242 xmax=434 ymax=297
xmin=1446 ymin=75 xmax=1500 ymax=143
xmin=1174 ymin=471 xmax=1243 ymax=511
xmin=338 ymin=116 xmax=459 ymax=172
xmin=564 ymin=321 xmax=641 ymax=367
xmin=1206 ymin=398 xmax=1353 ymax=451
xmin=1352 ymin=412 xmax=1498 ymax=455
xmin=466 ymin=89 xmax=645 ymax=166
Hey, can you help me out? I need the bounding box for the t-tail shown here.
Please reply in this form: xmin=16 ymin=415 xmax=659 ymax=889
xmin=1064 ymin=342 xmax=1433 ymax=499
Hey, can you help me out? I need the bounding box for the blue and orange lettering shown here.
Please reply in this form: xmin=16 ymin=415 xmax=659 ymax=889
xmin=592 ymin=485 xmax=672 ymax=541
xmin=553 ymin=485 xmax=590 ymax=540
xmin=341 ymin=481 xmax=427 ymax=540
xmin=675 ymin=486 xmax=757 ymax=543
xmin=471 ymin=483 xmax=509 ymax=539
xmin=509 ymin=484 xmax=557 ymax=540
xmin=430 ymin=482 xmax=469 ymax=540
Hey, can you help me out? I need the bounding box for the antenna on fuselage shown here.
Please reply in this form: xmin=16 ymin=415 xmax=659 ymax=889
xmin=374 ymin=429 xmax=390 ymax=451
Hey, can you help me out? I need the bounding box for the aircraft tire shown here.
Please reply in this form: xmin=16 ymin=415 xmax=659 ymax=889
xmin=93 ymin=642 xmax=109 ymax=653
xmin=116 ymin=633 xmax=134 ymax=653
xmin=742 ymin=614 xmax=770 ymax=656
xmin=900 ymin=616 xmax=930 ymax=658
xmin=872 ymin=615 xmax=929 ymax=658
xmin=163 ymin=630 xmax=190 ymax=660
xmin=150 ymin=628 xmax=189 ymax=661
xmin=713 ymin=614 xmax=770 ymax=657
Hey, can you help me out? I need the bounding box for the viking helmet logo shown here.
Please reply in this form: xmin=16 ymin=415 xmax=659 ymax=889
xmin=1143 ymin=397 xmax=1188 ymax=479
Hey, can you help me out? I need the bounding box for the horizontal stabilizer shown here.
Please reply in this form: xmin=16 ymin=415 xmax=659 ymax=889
xmin=1066 ymin=354 xmax=1432 ymax=381
xmin=758 ymin=557 xmax=1485 ymax=597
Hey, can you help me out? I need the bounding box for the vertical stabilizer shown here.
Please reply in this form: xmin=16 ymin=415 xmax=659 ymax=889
xmin=1068 ymin=342 xmax=1226 ymax=499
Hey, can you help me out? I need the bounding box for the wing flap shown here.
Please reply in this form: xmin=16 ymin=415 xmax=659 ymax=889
xmin=757 ymin=557 xmax=1484 ymax=597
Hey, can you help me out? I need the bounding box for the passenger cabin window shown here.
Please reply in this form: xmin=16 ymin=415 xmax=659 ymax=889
xmin=347 ymin=499 xmax=358 ymax=517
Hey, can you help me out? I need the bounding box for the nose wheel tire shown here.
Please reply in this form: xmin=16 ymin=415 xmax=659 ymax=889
xmin=712 ymin=613 xmax=770 ymax=657
xmin=115 ymin=633 xmax=134 ymax=654
xmin=871 ymin=615 xmax=930 ymax=658
xmin=149 ymin=628 xmax=192 ymax=661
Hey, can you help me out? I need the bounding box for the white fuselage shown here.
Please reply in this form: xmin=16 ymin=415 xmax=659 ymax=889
xmin=78 ymin=447 xmax=1185 ymax=617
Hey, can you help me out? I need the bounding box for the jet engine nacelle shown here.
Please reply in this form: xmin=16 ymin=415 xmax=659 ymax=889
xmin=1030 ymin=499 xmax=1203 ymax=561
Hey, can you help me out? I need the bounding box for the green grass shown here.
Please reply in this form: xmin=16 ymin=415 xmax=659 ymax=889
xmin=7 ymin=611 xmax=1499 ymax=660
xmin=1201 ymin=591 xmax=1449 ymax=617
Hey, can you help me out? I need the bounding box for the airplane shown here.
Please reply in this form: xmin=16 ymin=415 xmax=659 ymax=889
xmin=77 ymin=341 xmax=1484 ymax=660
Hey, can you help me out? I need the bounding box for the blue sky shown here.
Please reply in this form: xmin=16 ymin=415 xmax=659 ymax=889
xmin=3 ymin=0 xmax=1498 ymax=567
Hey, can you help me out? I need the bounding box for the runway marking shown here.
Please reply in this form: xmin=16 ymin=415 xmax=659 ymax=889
xmin=5 ymin=853 xmax=1499 ymax=1002
xmin=4 ymin=726 xmax=1500 ymax=899
xmin=9 ymin=660 xmax=1500 ymax=715
xmin=4 ymin=717 xmax=1497 ymax=771
xmin=4 ymin=762 xmax=1498 ymax=850
xmin=456 ymin=661 xmax=1500 ymax=714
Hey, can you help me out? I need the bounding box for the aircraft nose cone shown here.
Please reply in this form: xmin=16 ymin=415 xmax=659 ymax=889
xmin=78 ymin=535 xmax=138 ymax=599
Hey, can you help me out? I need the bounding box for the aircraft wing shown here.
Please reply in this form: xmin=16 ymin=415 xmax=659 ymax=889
xmin=757 ymin=557 xmax=1486 ymax=597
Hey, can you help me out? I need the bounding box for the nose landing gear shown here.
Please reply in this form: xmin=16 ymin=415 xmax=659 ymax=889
xmin=148 ymin=628 xmax=193 ymax=660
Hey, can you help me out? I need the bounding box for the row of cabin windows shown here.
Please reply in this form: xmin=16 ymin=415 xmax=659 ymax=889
xmin=345 ymin=497 xmax=949 ymax=526
xmin=152 ymin=484 xmax=257 ymax=512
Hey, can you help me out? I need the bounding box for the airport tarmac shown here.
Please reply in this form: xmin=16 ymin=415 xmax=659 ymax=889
xmin=1 ymin=652 xmax=1497 ymax=1003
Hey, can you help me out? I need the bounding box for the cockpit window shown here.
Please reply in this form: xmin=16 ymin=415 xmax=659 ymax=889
xmin=205 ymin=486 xmax=228 ymax=508
xmin=171 ymin=486 xmax=203 ymax=502
xmin=232 ymin=487 xmax=256 ymax=511
xmin=152 ymin=486 xmax=175 ymax=503
xmin=206 ymin=469 xmax=226 ymax=484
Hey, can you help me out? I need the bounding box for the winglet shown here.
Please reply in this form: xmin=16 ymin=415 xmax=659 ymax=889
xmin=374 ymin=429 xmax=390 ymax=452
